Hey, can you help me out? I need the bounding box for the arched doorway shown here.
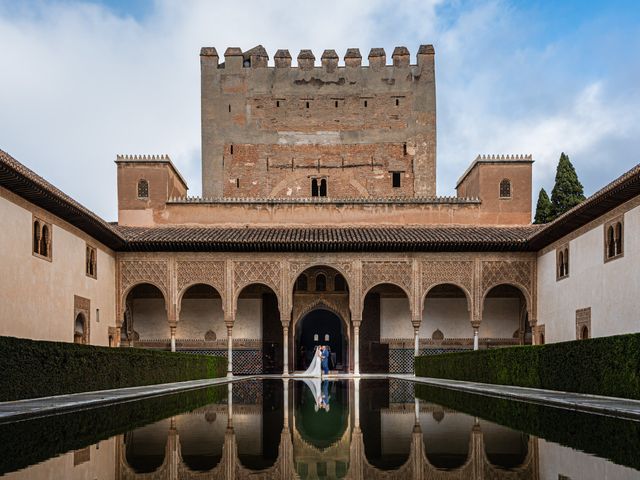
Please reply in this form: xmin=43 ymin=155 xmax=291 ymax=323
xmin=482 ymin=284 xmax=532 ymax=347
xmin=122 ymin=283 xmax=168 ymax=347
xmin=296 ymin=309 xmax=346 ymax=372
xmin=74 ymin=313 xmax=87 ymax=344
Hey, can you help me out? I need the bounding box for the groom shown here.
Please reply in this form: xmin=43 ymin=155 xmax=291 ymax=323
xmin=320 ymin=345 xmax=330 ymax=376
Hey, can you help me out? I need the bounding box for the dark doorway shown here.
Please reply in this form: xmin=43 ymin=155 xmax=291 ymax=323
xmin=295 ymin=309 xmax=346 ymax=371
xmin=261 ymin=292 xmax=282 ymax=374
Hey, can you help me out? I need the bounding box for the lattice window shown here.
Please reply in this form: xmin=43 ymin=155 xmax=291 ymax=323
xmin=33 ymin=217 xmax=52 ymax=260
xmin=137 ymin=179 xmax=149 ymax=199
xmin=86 ymin=244 xmax=97 ymax=279
xmin=499 ymin=178 xmax=511 ymax=198
xmin=605 ymin=217 xmax=624 ymax=261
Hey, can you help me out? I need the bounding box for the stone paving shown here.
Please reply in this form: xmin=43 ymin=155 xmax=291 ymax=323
xmin=0 ymin=376 xmax=254 ymax=423
xmin=2 ymin=373 xmax=640 ymax=424
xmin=400 ymin=374 xmax=640 ymax=421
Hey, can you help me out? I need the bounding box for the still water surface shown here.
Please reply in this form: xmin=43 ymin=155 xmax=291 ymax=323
xmin=1 ymin=379 xmax=639 ymax=479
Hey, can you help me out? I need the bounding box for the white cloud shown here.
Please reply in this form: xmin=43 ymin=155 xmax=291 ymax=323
xmin=0 ymin=0 xmax=638 ymax=218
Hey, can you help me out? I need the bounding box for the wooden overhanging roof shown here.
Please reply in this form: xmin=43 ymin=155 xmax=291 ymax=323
xmin=0 ymin=149 xmax=125 ymax=250
xmin=1 ymin=149 xmax=638 ymax=253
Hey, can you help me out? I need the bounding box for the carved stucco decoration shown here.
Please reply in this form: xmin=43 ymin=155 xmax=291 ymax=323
xmin=421 ymin=260 xmax=474 ymax=304
xmin=289 ymin=261 xmax=353 ymax=283
xmin=233 ymin=260 xmax=282 ymax=303
xmin=481 ymin=260 xmax=534 ymax=309
xmin=120 ymin=260 xmax=169 ymax=300
xmin=176 ymin=260 xmax=225 ymax=298
xmin=361 ymin=261 xmax=413 ymax=298
xmin=292 ymin=294 xmax=351 ymax=327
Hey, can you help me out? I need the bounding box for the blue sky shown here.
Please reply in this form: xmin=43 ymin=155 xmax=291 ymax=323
xmin=0 ymin=0 xmax=638 ymax=219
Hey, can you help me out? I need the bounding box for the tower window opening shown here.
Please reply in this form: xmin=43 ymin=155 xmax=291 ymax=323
xmin=276 ymin=100 xmax=280 ymax=107
xmin=395 ymin=98 xmax=399 ymax=106
xmin=236 ymin=178 xmax=240 ymax=188
xmin=306 ymin=101 xmax=310 ymax=108
xmin=335 ymin=100 xmax=338 ymax=108
xmin=230 ymin=145 xmax=234 ymax=155
xmin=319 ymin=178 xmax=327 ymax=197
xmin=311 ymin=178 xmax=319 ymax=197
xmin=137 ymin=179 xmax=149 ymax=199
xmin=403 ymin=143 xmax=407 ymax=155
xmin=228 ymin=104 xmax=231 ymax=113
xmin=392 ymin=172 xmax=401 ymax=188
xmin=364 ymin=100 xmax=368 ymax=108
xmin=499 ymin=179 xmax=511 ymax=198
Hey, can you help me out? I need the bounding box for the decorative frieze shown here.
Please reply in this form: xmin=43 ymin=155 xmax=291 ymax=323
xmin=120 ymin=260 xmax=169 ymax=298
xmin=362 ymin=260 xmax=412 ymax=296
xmin=176 ymin=260 xmax=225 ymax=297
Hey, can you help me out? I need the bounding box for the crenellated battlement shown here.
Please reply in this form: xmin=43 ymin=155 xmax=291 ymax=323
xmin=199 ymin=44 xmax=435 ymax=70
xmin=116 ymin=154 xmax=171 ymax=162
xmin=474 ymin=154 xmax=533 ymax=161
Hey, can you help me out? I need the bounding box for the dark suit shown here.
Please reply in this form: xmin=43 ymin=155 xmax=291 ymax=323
xmin=321 ymin=348 xmax=329 ymax=374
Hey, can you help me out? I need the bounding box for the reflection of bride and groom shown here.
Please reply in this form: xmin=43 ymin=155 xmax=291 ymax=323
xmin=296 ymin=345 xmax=332 ymax=412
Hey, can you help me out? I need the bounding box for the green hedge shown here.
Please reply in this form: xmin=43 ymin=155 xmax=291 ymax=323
xmin=0 ymin=336 xmax=227 ymax=401
xmin=415 ymin=332 xmax=640 ymax=399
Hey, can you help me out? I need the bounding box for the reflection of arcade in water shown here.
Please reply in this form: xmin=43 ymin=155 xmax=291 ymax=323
xmin=118 ymin=379 xmax=537 ymax=479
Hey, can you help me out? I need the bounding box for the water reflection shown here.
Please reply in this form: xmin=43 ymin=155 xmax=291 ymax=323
xmin=3 ymin=378 xmax=640 ymax=479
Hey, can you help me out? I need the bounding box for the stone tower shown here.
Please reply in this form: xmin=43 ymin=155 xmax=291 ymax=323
xmin=200 ymin=45 xmax=436 ymax=198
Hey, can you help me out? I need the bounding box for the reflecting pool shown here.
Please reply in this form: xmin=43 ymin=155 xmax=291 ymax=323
xmin=1 ymin=378 xmax=639 ymax=479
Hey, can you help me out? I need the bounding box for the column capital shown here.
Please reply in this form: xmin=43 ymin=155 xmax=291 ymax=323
xmin=471 ymin=321 xmax=481 ymax=329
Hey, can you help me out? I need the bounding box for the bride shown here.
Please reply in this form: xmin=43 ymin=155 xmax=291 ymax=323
xmin=295 ymin=345 xmax=322 ymax=377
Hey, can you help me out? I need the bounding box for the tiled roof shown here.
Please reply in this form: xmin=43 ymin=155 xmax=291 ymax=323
xmin=116 ymin=225 xmax=541 ymax=252
xmin=528 ymin=162 xmax=640 ymax=249
xmin=0 ymin=149 xmax=125 ymax=250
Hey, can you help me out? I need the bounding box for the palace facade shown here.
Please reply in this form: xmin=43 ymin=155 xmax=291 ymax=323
xmin=1 ymin=45 xmax=639 ymax=375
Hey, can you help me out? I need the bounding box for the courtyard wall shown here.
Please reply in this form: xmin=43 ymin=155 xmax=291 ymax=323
xmin=0 ymin=187 xmax=117 ymax=346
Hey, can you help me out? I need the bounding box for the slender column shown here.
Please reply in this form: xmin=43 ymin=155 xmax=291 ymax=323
xmin=227 ymin=382 xmax=233 ymax=423
xmin=413 ymin=328 xmax=420 ymax=356
xmin=473 ymin=327 xmax=479 ymax=351
xmin=354 ymin=378 xmax=361 ymax=428
xmin=283 ymin=325 xmax=290 ymax=376
xmin=170 ymin=325 xmax=176 ymax=352
xmin=283 ymin=379 xmax=289 ymax=427
xmin=227 ymin=325 xmax=233 ymax=376
xmin=353 ymin=321 xmax=361 ymax=376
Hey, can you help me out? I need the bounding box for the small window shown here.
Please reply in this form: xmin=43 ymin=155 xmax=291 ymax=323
xmin=228 ymin=104 xmax=231 ymax=113
xmin=392 ymin=172 xmax=401 ymax=188
xmin=316 ymin=274 xmax=326 ymax=292
xmin=556 ymin=245 xmax=569 ymax=280
xmin=335 ymin=100 xmax=338 ymax=108
xmin=276 ymin=100 xmax=280 ymax=107
xmin=311 ymin=178 xmax=319 ymax=197
xmin=306 ymin=101 xmax=310 ymax=108
xmin=243 ymin=59 xmax=251 ymax=68
xmin=137 ymin=179 xmax=149 ymax=199
xmin=395 ymin=98 xmax=399 ymax=106
xmin=33 ymin=217 xmax=52 ymax=259
xmin=236 ymin=178 xmax=240 ymax=188
xmin=605 ymin=217 xmax=624 ymax=261
xmin=319 ymin=178 xmax=327 ymax=197
xmin=230 ymin=144 xmax=234 ymax=155
xmin=499 ymin=179 xmax=511 ymax=198
xmin=364 ymin=100 xmax=368 ymax=108
xmin=86 ymin=244 xmax=97 ymax=279
xmin=296 ymin=275 xmax=308 ymax=291
xmin=403 ymin=143 xmax=407 ymax=155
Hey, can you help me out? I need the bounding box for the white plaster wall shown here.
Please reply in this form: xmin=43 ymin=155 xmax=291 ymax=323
xmin=481 ymin=298 xmax=521 ymax=338
xmin=538 ymin=438 xmax=638 ymax=480
xmin=420 ymin=298 xmax=471 ymax=339
xmin=0 ymin=191 xmax=117 ymax=346
xmin=131 ymin=298 xmax=168 ymax=339
xmin=380 ymin=298 xmax=413 ymax=338
xmin=177 ymin=298 xmax=225 ymax=340
xmin=3 ymin=437 xmax=116 ymax=480
xmin=234 ymin=298 xmax=262 ymax=339
xmin=537 ymin=204 xmax=640 ymax=343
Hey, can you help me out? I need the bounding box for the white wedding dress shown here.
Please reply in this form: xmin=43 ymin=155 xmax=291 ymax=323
xmin=295 ymin=346 xmax=322 ymax=377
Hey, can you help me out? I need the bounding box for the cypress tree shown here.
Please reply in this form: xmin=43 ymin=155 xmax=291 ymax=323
xmin=533 ymin=188 xmax=553 ymax=224
xmin=550 ymin=152 xmax=585 ymax=217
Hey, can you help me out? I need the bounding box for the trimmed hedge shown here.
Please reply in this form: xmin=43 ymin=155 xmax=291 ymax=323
xmin=0 ymin=336 xmax=227 ymax=401
xmin=415 ymin=332 xmax=640 ymax=399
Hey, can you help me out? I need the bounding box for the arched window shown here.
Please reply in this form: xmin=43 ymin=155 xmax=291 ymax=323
xmin=499 ymin=179 xmax=511 ymax=198
xmin=137 ymin=179 xmax=149 ymax=199
xmin=319 ymin=178 xmax=327 ymax=197
xmin=74 ymin=313 xmax=86 ymax=344
xmin=581 ymin=325 xmax=589 ymax=340
xmin=315 ymin=274 xmax=326 ymax=292
xmin=615 ymin=222 xmax=623 ymax=255
xmin=558 ymin=251 xmax=565 ymax=277
xmin=563 ymin=248 xmax=569 ymax=275
xmin=607 ymin=225 xmax=615 ymax=258
xmin=33 ymin=220 xmax=41 ymax=254
xmin=334 ymin=274 xmax=346 ymax=292
xmin=296 ymin=274 xmax=308 ymax=292
xmin=40 ymin=225 xmax=49 ymax=257
xmin=311 ymin=178 xmax=319 ymax=197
